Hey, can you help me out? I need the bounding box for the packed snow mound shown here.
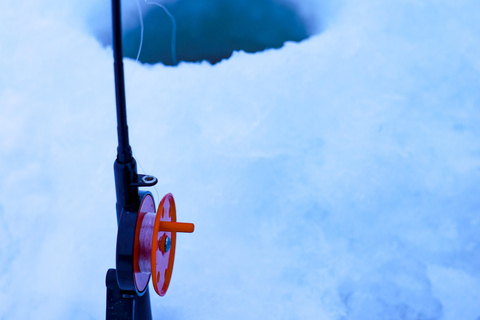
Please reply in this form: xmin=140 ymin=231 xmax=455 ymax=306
xmin=0 ymin=0 xmax=480 ymax=319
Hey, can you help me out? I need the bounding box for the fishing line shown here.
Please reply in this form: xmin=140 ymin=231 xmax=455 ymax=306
xmin=126 ymin=0 xmax=177 ymax=96
xmin=135 ymin=0 xmax=144 ymax=63
xmin=145 ymin=0 xmax=178 ymax=66
xmin=128 ymin=0 xmax=177 ymax=203
xmin=124 ymin=0 xmax=144 ymax=95
xmin=132 ymin=0 xmax=178 ymax=66
xmin=134 ymin=152 xmax=161 ymax=202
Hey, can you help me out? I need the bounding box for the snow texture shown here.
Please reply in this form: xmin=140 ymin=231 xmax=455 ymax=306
xmin=1 ymin=0 xmax=480 ymax=319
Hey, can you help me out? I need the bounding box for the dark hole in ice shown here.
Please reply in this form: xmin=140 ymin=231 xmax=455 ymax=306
xmin=95 ymin=0 xmax=312 ymax=65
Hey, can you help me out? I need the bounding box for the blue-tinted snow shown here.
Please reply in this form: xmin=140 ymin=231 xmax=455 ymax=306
xmin=0 ymin=1 xmax=479 ymax=319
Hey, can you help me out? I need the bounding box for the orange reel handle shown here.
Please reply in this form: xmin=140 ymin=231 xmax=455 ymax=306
xmin=159 ymin=221 xmax=195 ymax=233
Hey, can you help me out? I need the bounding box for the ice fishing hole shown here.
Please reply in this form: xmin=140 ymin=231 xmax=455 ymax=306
xmin=94 ymin=0 xmax=313 ymax=65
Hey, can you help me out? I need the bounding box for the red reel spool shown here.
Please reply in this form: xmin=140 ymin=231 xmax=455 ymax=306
xmin=133 ymin=193 xmax=194 ymax=296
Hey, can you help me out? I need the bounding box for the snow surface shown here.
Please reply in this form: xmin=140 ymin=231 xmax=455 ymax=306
xmin=1 ymin=0 xmax=480 ymax=319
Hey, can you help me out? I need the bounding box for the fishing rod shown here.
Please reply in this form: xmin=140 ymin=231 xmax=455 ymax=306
xmin=106 ymin=1 xmax=194 ymax=319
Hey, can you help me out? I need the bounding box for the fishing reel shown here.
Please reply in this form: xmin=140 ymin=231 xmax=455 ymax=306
xmin=116 ymin=188 xmax=194 ymax=296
